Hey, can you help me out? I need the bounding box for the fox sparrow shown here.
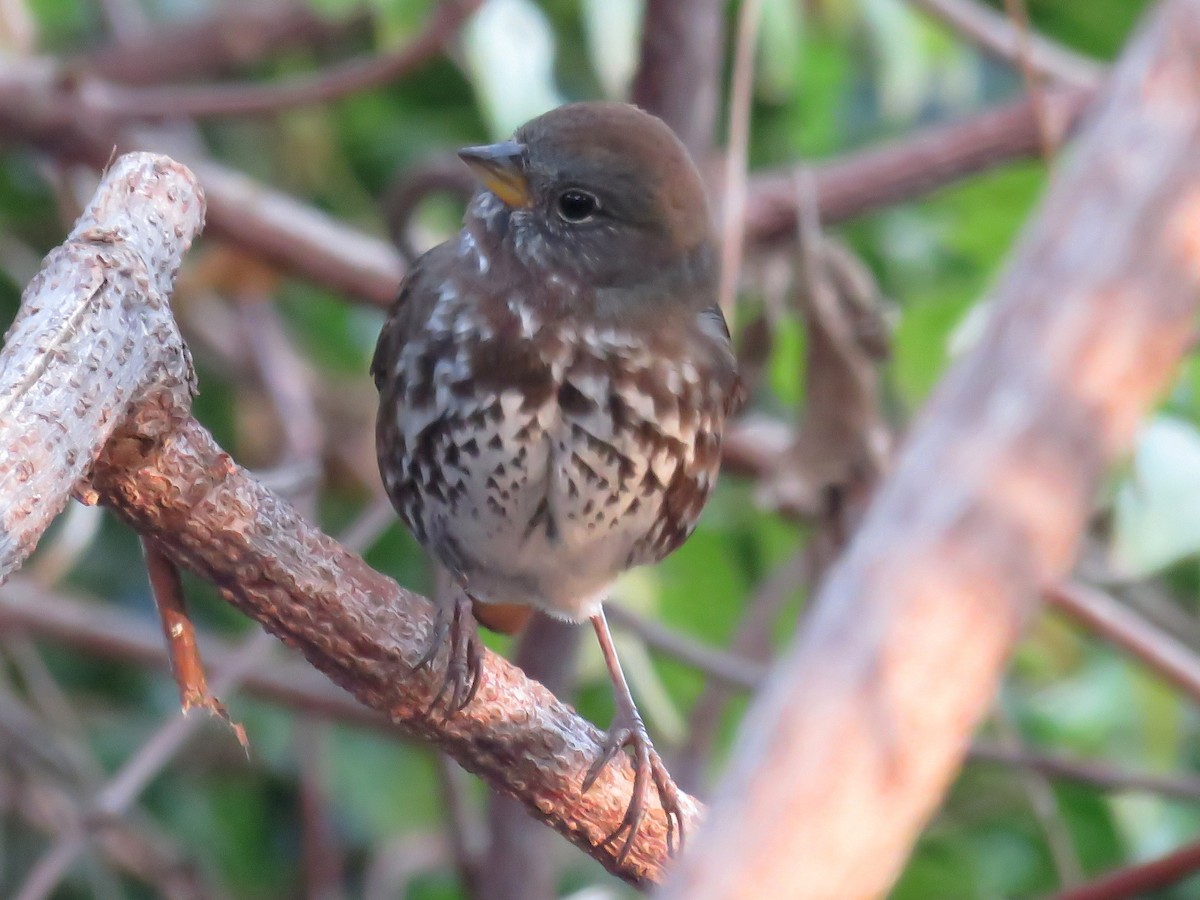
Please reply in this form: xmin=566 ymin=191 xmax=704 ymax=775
xmin=373 ymin=101 xmax=741 ymax=857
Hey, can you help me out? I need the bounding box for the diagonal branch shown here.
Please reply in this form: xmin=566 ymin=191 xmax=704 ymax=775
xmin=85 ymin=415 xmax=696 ymax=885
xmin=907 ymin=0 xmax=1105 ymax=89
xmin=661 ymin=0 xmax=1200 ymax=896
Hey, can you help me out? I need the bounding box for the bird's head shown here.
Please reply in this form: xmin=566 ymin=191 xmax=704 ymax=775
xmin=458 ymin=102 xmax=715 ymax=298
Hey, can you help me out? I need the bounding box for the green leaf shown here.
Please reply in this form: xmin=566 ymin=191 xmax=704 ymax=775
xmin=1112 ymin=416 xmax=1200 ymax=578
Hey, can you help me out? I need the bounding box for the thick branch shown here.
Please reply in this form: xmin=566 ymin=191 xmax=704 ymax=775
xmin=662 ymin=1 xmax=1200 ymax=897
xmin=83 ymin=417 xmax=696 ymax=885
xmin=0 ymin=153 xmax=201 ymax=580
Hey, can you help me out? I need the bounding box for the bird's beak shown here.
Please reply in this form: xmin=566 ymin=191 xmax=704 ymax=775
xmin=457 ymin=140 xmax=531 ymax=209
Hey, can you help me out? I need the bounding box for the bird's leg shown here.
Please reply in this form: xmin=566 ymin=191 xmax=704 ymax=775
xmin=414 ymin=586 xmax=485 ymax=717
xmin=582 ymin=609 xmax=684 ymax=863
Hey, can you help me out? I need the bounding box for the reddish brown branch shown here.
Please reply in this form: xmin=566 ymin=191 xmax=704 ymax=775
xmin=744 ymin=86 xmax=1096 ymax=244
xmin=1055 ymin=839 xmax=1200 ymax=900
xmin=0 ymin=577 xmax=385 ymax=730
xmin=142 ymin=537 xmax=212 ymax=710
xmin=1049 ymin=581 xmax=1200 ymax=702
xmin=85 ymin=416 xmax=695 ymax=885
xmin=662 ymin=1 xmax=1200 ymax=895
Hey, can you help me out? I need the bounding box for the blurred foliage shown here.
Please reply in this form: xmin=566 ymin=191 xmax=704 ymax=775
xmin=3 ymin=0 xmax=1200 ymax=898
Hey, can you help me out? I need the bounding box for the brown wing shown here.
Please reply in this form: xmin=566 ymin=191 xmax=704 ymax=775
xmin=370 ymin=242 xmax=458 ymax=393
xmin=634 ymin=303 xmax=742 ymax=567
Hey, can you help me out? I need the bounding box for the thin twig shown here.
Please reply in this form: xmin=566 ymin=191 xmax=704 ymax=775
xmin=1055 ymin=839 xmax=1200 ymax=900
xmin=83 ymin=0 xmax=484 ymax=120
xmin=992 ymin=704 xmax=1083 ymax=887
xmin=1048 ymin=582 xmax=1200 ymax=703
xmin=672 ymin=550 xmax=808 ymax=792
xmin=1003 ymin=0 xmax=1058 ymax=162
xmin=967 ymin=743 xmax=1200 ymax=803
xmin=14 ymin=630 xmax=276 ymax=900
xmin=744 ymin=87 xmax=1095 ymax=245
xmin=78 ymin=2 xmax=369 ymax=87
xmin=605 ymin=605 xmax=766 ymax=691
xmin=906 ymin=0 xmax=1104 ymax=89
xmin=716 ymin=0 xmax=764 ymax=322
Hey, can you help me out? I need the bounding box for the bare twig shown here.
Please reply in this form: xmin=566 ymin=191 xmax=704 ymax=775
xmin=605 ymin=605 xmax=766 ymax=692
xmin=744 ymin=87 xmax=1095 ymax=245
xmin=907 ymin=0 xmax=1104 ymax=89
xmin=672 ymin=550 xmax=808 ymax=792
xmin=1048 ymin=582 xmax=1200 ymax=703
xmin=141 ymin=535 xmax=246 ymax=746
xmin=1055 ymin=839 xmax=1200 ymax=900
xmin=14 ymin=631 xmax=275 ymax=900
xmin=1003 ymin=0 xmax=1059 ymax=162
xmin=992 ymin=705 xmax=1083 ymax=887
xmin=81 ymin=0 xmax=483 ymax=120
xmin=77 ymin=2 xmax=369 ymax=87
xmin=661 ymin=2 xmax=1200 ymax=895
xmin=968 ymin=743 xmax=1200 ymax=803
xmin=716 ymin=0 xmax=763 ymax=321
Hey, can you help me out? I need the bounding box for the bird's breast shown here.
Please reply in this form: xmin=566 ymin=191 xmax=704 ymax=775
xmin=380 ymin=282 xmax=728 ymax=608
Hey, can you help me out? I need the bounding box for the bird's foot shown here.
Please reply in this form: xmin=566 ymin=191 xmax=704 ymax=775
xmin=582 ymin=706 xmax=685 ymax=865
xmin=412 ymin=592 xmax=484 ymax=717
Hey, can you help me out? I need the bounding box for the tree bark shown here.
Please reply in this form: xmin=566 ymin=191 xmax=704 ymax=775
xmin=660 ymin=1 xmax=1200 ymax=897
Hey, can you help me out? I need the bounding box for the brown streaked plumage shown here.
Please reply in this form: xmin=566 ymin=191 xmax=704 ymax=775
xmin=373 ymin=101 xmax=741 ymax=859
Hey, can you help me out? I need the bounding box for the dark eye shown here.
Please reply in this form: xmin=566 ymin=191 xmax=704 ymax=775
xmin=557 ymin=190 xmax=598 ymax=223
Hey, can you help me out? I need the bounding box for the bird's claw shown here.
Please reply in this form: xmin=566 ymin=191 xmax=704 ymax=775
xmin=582 ymin=712 xmax=685 ymax=865
xmin=415 ymin=593 xmax=483 ymax=717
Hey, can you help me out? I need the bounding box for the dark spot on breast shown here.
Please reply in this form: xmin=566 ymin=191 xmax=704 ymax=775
xmin=558 ymin=381 xmax=596 ymax=416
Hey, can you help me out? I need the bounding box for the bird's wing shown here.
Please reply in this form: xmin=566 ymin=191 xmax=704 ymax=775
xmin=370 ymin=243 xmax=456 ymax=392
xmin=698 ymin=304 xmax=746 ymax=417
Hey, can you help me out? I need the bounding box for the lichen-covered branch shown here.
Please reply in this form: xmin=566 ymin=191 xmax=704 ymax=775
xmin=0 ymin=154 xmax=201 ymax=580
xmin=661 ymin=1 xmax=1200 ymax=897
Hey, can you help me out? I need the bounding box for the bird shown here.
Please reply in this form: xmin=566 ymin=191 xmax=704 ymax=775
xmin=372 ymin=101 xmax=742 ymax=859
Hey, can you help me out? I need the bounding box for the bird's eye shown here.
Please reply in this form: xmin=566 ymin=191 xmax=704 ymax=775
xmin=556 ymin=190 xmax=599 ymax=223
